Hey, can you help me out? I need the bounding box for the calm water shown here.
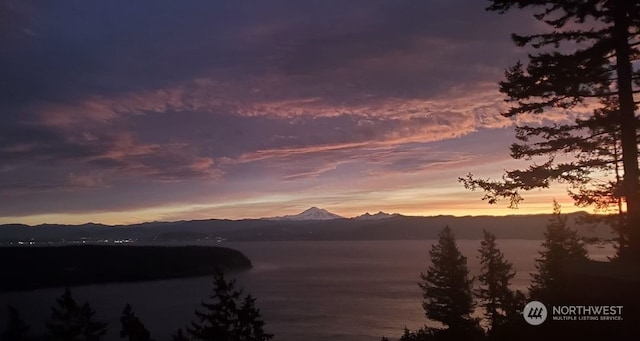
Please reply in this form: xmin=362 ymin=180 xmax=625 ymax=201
xmin=0 ymin=240 xmax=615 ymax=340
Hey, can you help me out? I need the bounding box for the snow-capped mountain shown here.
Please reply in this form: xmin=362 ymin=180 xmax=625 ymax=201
xmin=264 ymin=207 xmax=344 ymax=221
xmin=354 ymin=211 xmax=401 ymax=220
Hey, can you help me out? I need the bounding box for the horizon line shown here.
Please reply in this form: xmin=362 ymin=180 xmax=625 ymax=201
xmin=1 ymin=209 xmax=606 ymax=228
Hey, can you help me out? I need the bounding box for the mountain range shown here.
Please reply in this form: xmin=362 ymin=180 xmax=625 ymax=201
xmin=263 ymin=207 xmax=345 ymax=220
xmin=354 ymin=211 xmax=402 ymax=220
xmin=262 ymin=207 xmax=400 ymax=221
xmin=0 ymin=207 xmax=614 ymax=243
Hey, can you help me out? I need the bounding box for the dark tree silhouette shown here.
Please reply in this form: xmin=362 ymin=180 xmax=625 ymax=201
xmin=2 ymin=306 xmax=30 ymax=341
xmin=460 ymin=0 xmax=640 ymax=259
xmin=476 ymin=230 xmax=523 ymax=331
xmin=187 ymin=271 xmax=273 ymax=341
xmin=397 ymin=326 xmax=438 ymax=341
xmin=46 ymin=288 xmax=108 ymax=341
xmin=171 ymin=328 xmax=189 ymax=341
xmin=418 ymin=226 xmax=482 ymax=340
xmin=120 ymin=304 xmax=151 ymax=341
xmin=530 ymin=201 xmax=588 ymax=301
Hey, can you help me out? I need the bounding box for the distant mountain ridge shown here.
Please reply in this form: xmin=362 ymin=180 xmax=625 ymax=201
xmin=263 ymin=207 xmax=400 ymax=221
xmin=355 ymin=211 xmax=401 ymax=220
xmin=263 ymin=207 xmax=344 ymax=221
xmin=0 ymin=211 xmax=614 ymax=243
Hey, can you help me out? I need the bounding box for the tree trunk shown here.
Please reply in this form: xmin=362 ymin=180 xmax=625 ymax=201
xmin=613 ymin=0 xmax=640 ymax=258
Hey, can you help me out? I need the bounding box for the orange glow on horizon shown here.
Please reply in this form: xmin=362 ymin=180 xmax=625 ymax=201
xmin=0 ymin=193 xmax=602 ymax=226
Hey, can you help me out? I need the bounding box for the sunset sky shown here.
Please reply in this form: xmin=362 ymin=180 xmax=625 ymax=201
xmin=1 ymin=0 xmax=592 ymax=225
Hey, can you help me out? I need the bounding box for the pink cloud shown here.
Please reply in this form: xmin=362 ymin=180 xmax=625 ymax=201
xmin=67 ymin=172 xmax=104 ymax=188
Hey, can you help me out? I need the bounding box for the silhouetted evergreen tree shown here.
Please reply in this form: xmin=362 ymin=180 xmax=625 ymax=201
xmin=187 ymin=271 xmax=273 ymax=341
xmin=171 ymin=328 xmax=189 ymax=341
xmin=460 ymin=0 xmax=640 ymax=258
xmin=46 ymin=288 xmax=108 ymax=341
xmin=418 ymin=226 xmax=483 ymax=340
xmin=487 ymin=289 xmax=527 ymax=341
xmin=2 ymin=306 xmax=30 ymax=341
xmin=476 ymin=230 xmax=527 ymax=340
xmin=529 ymin=201 xmax=588 ymax=301
xmin=120 ymin=304 xmax=151 ymax=341
xmin=397 ymin=326 xmax=439 ymax=341
xmin=476 ymin=230 xmax=519 ymax=331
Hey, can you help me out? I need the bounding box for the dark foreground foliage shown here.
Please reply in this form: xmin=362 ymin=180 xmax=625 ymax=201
xmin=2 ymin=306 xmax=30 ymax=341
xmin=185 ymin=271 xmax=273 ymax=341
xmin=461 ymin=0 xmax=640 ymax=259
xmin=120 ymin=304 xmax=152 ymax=341
xmin=385 ymin=217 xmax=640 ymax=341
xmin=46 ymin=288 xmax=107 ymax=341
xmin=418 ymin=226 xmax=478 ymax=334
xmin=0 ymin=245 xmax=252 ymax=291
xmin=3 ymin=272 xmax=271 ymax=341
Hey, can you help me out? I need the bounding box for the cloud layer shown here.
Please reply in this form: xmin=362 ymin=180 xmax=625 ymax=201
xmin=0 ymin=0 xmax=578 ymax=223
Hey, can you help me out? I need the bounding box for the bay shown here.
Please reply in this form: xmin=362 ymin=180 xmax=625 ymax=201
xmin=0 ymin=240 xmax=615 ymax=340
